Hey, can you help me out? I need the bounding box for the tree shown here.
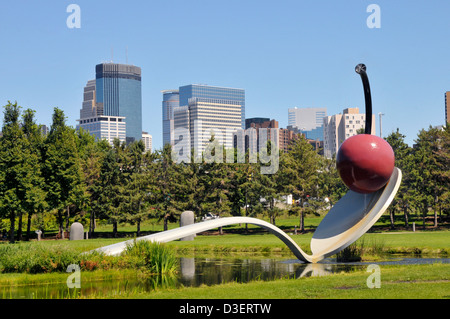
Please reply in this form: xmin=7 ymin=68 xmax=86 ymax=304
xmin=433 ymin=125 xmax=450 ymax=222
xmin=42 ymin=108 xmax=85 ymax=238
xmin=279 ymin=136 xmax=320 ymax=233
xmin=226 ymin=149 xmax=249 ymax=218
xmin=317 ymin=155 xmax=346 ymax=209
xmin=201 ymin=139 xmax=232 ymax=232
xmin=119 ymin=140 xmax=151 ymax=236
xmin=77 ymin=128 xmax=110 ymax=236
xmin=409 ymin=126 xmax=447 ymax=229
xmin=257 ymin=142 xmax=282 ymax=226
xmin=385 ymin=129 xmax=413 ymax=229
xmin=0 ymin=103 xmax=47 ymax=243
xmin=21 ymin=108 xmax=47 ymax=240
xmin=181 ymin=151 xmax=207 ymax=219
xmin=92 ymin=142 xmax=123 ymax=238
xmin=151 ymin=144 xmax=185 ymax=231
xmin=0 ymin=101 xmax=27 ymax=242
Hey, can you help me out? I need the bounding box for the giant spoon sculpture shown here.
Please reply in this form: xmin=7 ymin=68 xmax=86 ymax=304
xmin=95 ymin=64 xmax=402 ymax=263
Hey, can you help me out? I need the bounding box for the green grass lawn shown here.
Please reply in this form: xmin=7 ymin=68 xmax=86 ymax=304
xmin=9 ymin=224 xmax=447 ymax=257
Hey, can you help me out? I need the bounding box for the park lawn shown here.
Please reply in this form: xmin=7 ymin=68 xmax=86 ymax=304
xmin=8 ymin=228 xmax=448 ymax=257
xmin=91 ymin=215 xmax=449 ymax=256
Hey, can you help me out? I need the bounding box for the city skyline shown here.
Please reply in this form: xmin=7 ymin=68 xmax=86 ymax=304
xmin=1 ymin=1 xmax=449 ymax=150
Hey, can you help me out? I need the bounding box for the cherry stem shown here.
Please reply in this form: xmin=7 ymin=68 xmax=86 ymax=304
xmin=355 ymin=64 xmax=372 ymax=135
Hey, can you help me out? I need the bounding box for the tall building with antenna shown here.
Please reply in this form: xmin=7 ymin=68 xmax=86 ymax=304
xmin=77 ymin=62 xmax=142 ymax=144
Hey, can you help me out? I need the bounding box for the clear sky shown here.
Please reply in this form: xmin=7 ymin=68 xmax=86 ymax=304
xmin=1 ymin=0 xmax=449 ymax=149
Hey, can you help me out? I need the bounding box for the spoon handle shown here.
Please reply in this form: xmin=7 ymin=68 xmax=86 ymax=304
xmin=355 ymin=64 xmax=372 ymax=135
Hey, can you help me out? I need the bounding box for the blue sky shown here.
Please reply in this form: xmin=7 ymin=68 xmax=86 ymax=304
xmin=1 ymin=0 xmax=449 ymax=149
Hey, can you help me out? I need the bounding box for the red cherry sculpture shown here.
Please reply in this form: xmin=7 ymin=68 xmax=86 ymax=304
xmin=337 ymin=134 xmax=395 ymax=194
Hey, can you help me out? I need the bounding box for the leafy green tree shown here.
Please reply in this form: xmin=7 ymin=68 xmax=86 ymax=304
xmin=409 ymin=126 xmax=447 ymax=229
xmin=21 ymin=108 xmax=47 ymax=240
xmin=92 ymin=141 xmax=123 ymax=237
xmin=201 ymin=140 xmax=232 ymax=226
xmin=77 ymin=128 xmax=110 ymax=236
xmin=226 ymin=150 xmax=248 ymax=218
xmin=385 ymin=129 xmax=414 ymax=229
xmin=181 ymin=152 xmax=207 ymax=219
xmin=317 ymin=155 xmax=346 ymax=209
xmin=151 ymin=144 xmax=185 ymax=231
xmin=433 ymin=125 xmax=449 ymax=221
xmin=0 ymin=103 xmax=46 ymax=242
xmin=119 ymin=140 xmax=151 ymax=236
xmin=255 ymin=142 xmax=282 ymax=225
xmin=0 ymin=101 xmax=27 ymax=242
xmin=42 ymin=108 xmax=85 ymax=238
xmin=279 ymin=136 xmax=320 ymax=232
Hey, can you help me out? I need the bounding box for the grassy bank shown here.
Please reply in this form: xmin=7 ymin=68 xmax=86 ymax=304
xmin=2 ymin=229 xmax=448 ymax=260
xmin=0 ymin=240 xmax=178 ymax=275
xmin=2 ymin=262 xmax=447 ymax=299
xmin=77 ymin=263 xmax=450 ymax=299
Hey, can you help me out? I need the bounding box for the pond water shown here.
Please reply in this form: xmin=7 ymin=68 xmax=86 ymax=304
xmin=2 ymin=256 xmax=449 ymax=299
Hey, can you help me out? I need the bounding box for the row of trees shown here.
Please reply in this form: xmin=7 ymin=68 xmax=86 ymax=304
xmin=0 ymin=101 xmax=448 ymax=242
xmin=386 ymin=126 xmax=449 ymax=229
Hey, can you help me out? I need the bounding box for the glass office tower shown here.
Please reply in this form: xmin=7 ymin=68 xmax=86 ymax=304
xmin=288 ymin=107 xmax=327 ymax=142
xmin=96 ymin=63 xmax=142 ymax=143
xmin=179 ymin=84 xmax=245 ymax=128
xmin=162 ymin=90 xmax=180 ymax=146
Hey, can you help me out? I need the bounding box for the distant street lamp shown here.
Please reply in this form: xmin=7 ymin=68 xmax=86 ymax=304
xmin=378 ymin=113 xmax=385 ymax=138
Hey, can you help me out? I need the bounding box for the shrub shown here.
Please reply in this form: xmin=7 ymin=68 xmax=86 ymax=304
xmin=0 ymin=242 xmax=81 ymax=274
xmin=125 ymin=240 xmax=178 ymax=274
xmin=336 ymin=242 xmax=363 ymax=262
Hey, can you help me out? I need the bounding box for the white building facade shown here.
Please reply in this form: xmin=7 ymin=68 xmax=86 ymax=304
xmin=323 ymin=107 xmax=376 ymax=158
xmin=142 ymin=131 xmax=152 ymax=153
xmin=77 ymin=115 xmax=126 ymax=145
xmin=173 ymin=97 xmax=242 ymax=160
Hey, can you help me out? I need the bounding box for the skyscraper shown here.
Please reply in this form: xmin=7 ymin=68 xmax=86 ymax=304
xmin=80 ymin=79 xmax=103 ymax=119
xmin=77 ymin=79 xmax=127 ymax=144
xmin=78 ymin=115 xmax=126 ymax=145
xmin=162 ymin=90 xmax=180 ymax=146
xmin=288 ymin=107 xmax=327 ymax=140
xmin=142 ymin=131 xmax=152 ymax=153
xmin=78 ymin=63 xmax=142 ymax=144
xmin=173 ymin=97 xmax=242 ymax=157
xmin=179 ymin=84 xmax=245 ymax=128
xmin=323 ymin=107 xmax=376 ymax=158
xmin=95 ymin=63 xmax=142 ymax=143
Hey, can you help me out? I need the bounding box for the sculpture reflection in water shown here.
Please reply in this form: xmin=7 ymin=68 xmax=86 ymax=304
xmin=177 ymin=257 xmax=353 ymax=286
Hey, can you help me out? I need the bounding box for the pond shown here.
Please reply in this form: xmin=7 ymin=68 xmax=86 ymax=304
xmin=2 ymin=256 xmax=449 ymax=299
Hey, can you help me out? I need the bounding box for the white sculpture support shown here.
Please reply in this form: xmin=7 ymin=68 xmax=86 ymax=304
xmin=95 ymin=168 xmax=401 ymax=264
xmin=95 ymin=217 xmax=313 ymax=263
